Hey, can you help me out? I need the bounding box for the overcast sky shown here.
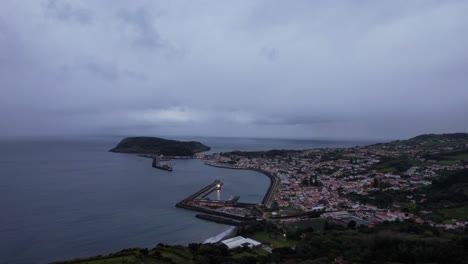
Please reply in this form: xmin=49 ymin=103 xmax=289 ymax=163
xmin=1 ymin=1 xmax=467 ymax=140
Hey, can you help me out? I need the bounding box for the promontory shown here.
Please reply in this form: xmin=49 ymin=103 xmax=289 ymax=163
xmin=109 ymin=137 xmax=210 ymax=156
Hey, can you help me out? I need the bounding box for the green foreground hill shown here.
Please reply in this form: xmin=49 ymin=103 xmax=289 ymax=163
xmin=378 ymin=132 xmax=468 ymax=148
xmin=51 ymin=220 xmax=467 ymax=264
xmin=109 ymin=137 xmax=210 ymax=156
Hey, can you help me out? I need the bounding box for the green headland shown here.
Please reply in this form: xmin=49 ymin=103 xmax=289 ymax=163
xmin=109 ymin=137 xmax=210 ymax=156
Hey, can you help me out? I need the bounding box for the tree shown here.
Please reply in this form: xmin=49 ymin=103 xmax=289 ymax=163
xmin=373 ymin=178 xmax=379 ymax=188
xmin=272 ymin=201 xmax=280 ymax=211
xmin=348 ymin=220 xmax=357 ymax=229
xmin=140 ymin=248 xmax=149 ymax=256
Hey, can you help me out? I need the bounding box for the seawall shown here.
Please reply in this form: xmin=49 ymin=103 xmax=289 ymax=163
xmin=204 ymin=162 xmax=278 ymax=208
xmin=175 ymin=202 xmax=256 ymax=221
xmin=196 ymin=214 xmax=258 ymax=226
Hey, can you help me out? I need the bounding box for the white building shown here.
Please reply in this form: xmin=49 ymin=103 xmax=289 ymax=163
xmin=221 ymin=236 xmax=262 ymax=250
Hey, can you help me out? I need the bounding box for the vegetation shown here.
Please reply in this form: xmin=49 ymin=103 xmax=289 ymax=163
xmin=370 ymin=133 xmax=468 ymax=150
xmin=421 ymin=169 xmax=468 ymax=208
xmin=54 ymin=221 xmax=468 ymax=264
xmin=249 ymin=231 xmax=296 ymax=248
xmin=347 ymin=190 xmax=404 ymax=208
xmin=348 ymin=168 xmax=468 ymax=222
xmin=424 ymin=149 xmax=468 ymax=165
xmin=373 ymin=156 xmax=427 ymax=173
xmin=408 ymin=133 xmax=468 ymax=143
xmin=109 ymin=137 xmax=210 ymax=155
xmin=440 ymin=205 xmax=468 ymax=221
xmin=230 ymin=248 xmax=268 ymax=260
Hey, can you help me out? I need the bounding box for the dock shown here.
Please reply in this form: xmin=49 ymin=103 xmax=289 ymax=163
xmin=204 ymin=162 xmax=278 ymax=208
xmin=176 ymin=180 xmax=262 ymax=225
xmin=183 ymin=180 xmax=223 ymax=201
xmin=152 ymin=158 xmax=173 ymax=171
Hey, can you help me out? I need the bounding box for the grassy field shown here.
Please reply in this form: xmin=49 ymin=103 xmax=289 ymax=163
xmin=452 ymin=153 xmax=468 ymax=160
xmin=231 ymin=248 xmax=269 ymax=260
xmin=158 ymin=246 xmax=193 ymax=264
xmin=439 ymin=205 xmax=468 ymax=221
xmin=374 ymin=158 xmax=428 ymax=173
xmin=283 ymin=218 xmax=326 ymax=233
xmin=434 ymin=160 xmax=458 ymax=165
xmin=78 ymin=256 xmax=137 ymax=264
xmin=400 ymin=203 xmax=417 ymax=212
xmin=56 ymin=246 xmax=192 ymax=264
xmin=248 ymin=231 xmax=296 ymax=248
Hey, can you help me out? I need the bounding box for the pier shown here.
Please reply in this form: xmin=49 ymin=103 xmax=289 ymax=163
xmin=176 ymin=180 xmax=262 ymax=225
xmin=152 ymin=158 xmax=173 ymax=171
xmin=182 ymin=180 xmax=223 ymax=202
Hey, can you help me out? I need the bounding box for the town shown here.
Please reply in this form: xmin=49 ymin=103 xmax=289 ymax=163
xmin=201 ymin=134 xmax=468 ymax=230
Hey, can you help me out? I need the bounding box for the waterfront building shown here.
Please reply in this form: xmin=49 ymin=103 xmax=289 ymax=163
xmin=221 ymin=236 xmax=262 ymax=250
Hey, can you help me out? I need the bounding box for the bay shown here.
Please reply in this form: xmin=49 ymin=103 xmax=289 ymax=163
xmin=0 ymin=137 xmax=374 ymax=264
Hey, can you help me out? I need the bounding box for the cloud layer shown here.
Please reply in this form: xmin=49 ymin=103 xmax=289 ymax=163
xmin=1 ymin=1 xmax=467 ymax=139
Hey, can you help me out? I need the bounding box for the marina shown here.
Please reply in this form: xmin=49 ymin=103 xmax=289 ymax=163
xmin=176 ymin=180 xmax=262 ymax=225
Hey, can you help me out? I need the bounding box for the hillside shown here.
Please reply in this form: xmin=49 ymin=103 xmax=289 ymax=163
xmin=409 ymin=133 xmax=468 ymax=142
xmin=371 ymin=132 xmax=468 ymax=149
xmin=52 ymin=220 xmax=467 ymax=264
xmin=109 ymin=137 xmax=210 ymax=156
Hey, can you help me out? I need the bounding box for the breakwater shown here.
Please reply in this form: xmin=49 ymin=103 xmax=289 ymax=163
xmin=204 ymin=162 xmax=278 ymax=208
xmin=138 ymin=154 xmax=194 ymax=160
xmin=176 ymin=201 xmax=256 ymax=221
xmin=196 ymin=214 xmax=258 ymax=226
xmin=175 ymin=180 xmax=262 ymax=225
xmin=151 ymin=158 xmax=173 ymax=171
xmin=181 ymin=180 xmax=221 ymax=201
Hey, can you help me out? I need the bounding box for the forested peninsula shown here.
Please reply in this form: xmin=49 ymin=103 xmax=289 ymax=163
xmin=110 ymin=137 xmax=210 ymax=156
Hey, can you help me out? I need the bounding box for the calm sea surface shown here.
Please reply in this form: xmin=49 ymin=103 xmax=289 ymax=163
xmin=0 ymin=137 xmax=374 ymax=264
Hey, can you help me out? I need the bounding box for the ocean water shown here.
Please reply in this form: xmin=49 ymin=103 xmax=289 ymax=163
xmin=0 ymin=137 xmax=373 ymax=264
xmin=175 ymin=136 xmax=374 ymax=154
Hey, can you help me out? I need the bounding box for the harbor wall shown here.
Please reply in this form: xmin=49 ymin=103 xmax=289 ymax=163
xmin=204 ymin=162 xmax=278 ymax=207
xmin=175 ymin=202 xmax=256 ymax=221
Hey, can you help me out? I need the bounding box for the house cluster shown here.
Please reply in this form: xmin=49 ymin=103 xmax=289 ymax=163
xmin=206 ymin=139 xmax=468 ymax=229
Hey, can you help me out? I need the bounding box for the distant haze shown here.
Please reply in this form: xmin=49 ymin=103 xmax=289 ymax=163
xmin=1 ymin=1 xmax=467 ymax=140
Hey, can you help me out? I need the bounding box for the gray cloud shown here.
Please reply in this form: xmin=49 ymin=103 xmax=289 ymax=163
xmin=0 ymin=0 xmax=467 ymax=140
xmin=43 ymin=0 xmax=93 ymax=24
xmin=85 ymin=61 xmax=119 ymax=81
xmin=259 ymin=46 xmax=278 ymax=61
xmin=118 ymin=8 xmax=166 ymax=50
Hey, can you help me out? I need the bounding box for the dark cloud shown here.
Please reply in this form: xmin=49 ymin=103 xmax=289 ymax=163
xmin=0 ymin=1 xmax=467 ymax=140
